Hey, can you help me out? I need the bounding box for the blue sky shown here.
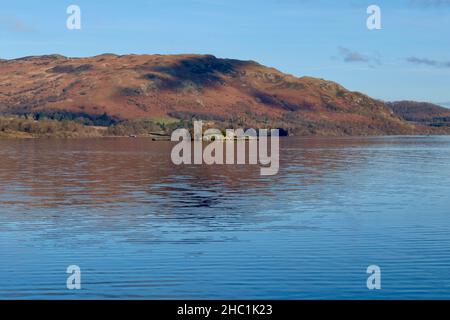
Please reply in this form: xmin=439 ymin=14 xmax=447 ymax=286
xmin=0 ymin=0 xmax=449 ymax=104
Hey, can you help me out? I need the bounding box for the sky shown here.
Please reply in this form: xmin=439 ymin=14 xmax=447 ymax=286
xmin=0 ymin=0 xmax=449 ymax=104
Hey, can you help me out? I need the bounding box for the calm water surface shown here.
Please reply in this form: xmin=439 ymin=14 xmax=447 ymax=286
xmin=0 ymin=136 xmax=450 ymax=299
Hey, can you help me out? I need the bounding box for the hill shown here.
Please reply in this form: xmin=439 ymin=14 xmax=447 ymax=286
xmin=388 ymin=101 xmax=450 ymax=128
xmin=0 ymin=54 xmax=447 ymax=136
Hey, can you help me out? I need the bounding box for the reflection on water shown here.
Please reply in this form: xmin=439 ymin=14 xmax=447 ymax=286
xmin=0 ymin=136 xmax=450 ymax=299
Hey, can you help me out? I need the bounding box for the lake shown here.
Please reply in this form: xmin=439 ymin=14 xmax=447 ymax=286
xmin=0 ymin=136 xmax=450 ymax=299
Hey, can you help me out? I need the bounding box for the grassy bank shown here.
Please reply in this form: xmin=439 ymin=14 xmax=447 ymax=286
xmin=2 ymin=113 xmax=449 ymax=139
xmin=0 ymin=116 xmax=105 ymax=138
xmin=0 ymin=115 xmax=177 ymax=138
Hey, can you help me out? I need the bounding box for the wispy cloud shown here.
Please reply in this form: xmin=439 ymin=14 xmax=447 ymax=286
xmin=0 ymin=16 xmax=34 ymax=33
xmin=406 ymin=56 xmax=450 ymax=68
xmin=338 ymin=47 xmax=368 ymax=63
xmin=335 ymin=47 xmax=381 ymax=67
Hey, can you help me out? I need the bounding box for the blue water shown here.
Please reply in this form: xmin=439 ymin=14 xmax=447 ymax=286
xmin=0 ymin=136 xmax=450 ymax=299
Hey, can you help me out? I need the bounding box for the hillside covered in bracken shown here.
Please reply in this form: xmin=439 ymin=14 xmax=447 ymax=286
xmin=0 ymin=53 xmax=449 ymax=137
xmin=388 ymin=101 xmax=450 ymax=128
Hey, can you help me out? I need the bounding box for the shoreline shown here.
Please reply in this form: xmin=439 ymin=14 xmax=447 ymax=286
xmin=1 ymin=133 xmax=449 ymax=140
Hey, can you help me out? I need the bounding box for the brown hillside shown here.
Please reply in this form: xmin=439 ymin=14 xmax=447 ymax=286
xmin=0 ymin=54 xmax=445 ymax=135
xmin=388 ymin=101 xmax=450 ymax=127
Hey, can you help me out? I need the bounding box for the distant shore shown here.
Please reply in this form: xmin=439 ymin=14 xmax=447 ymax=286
xmin=0 ymin=115 xmax=171 ymax=139
xmin=1 ymin=114 xmax=449 ymax=139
